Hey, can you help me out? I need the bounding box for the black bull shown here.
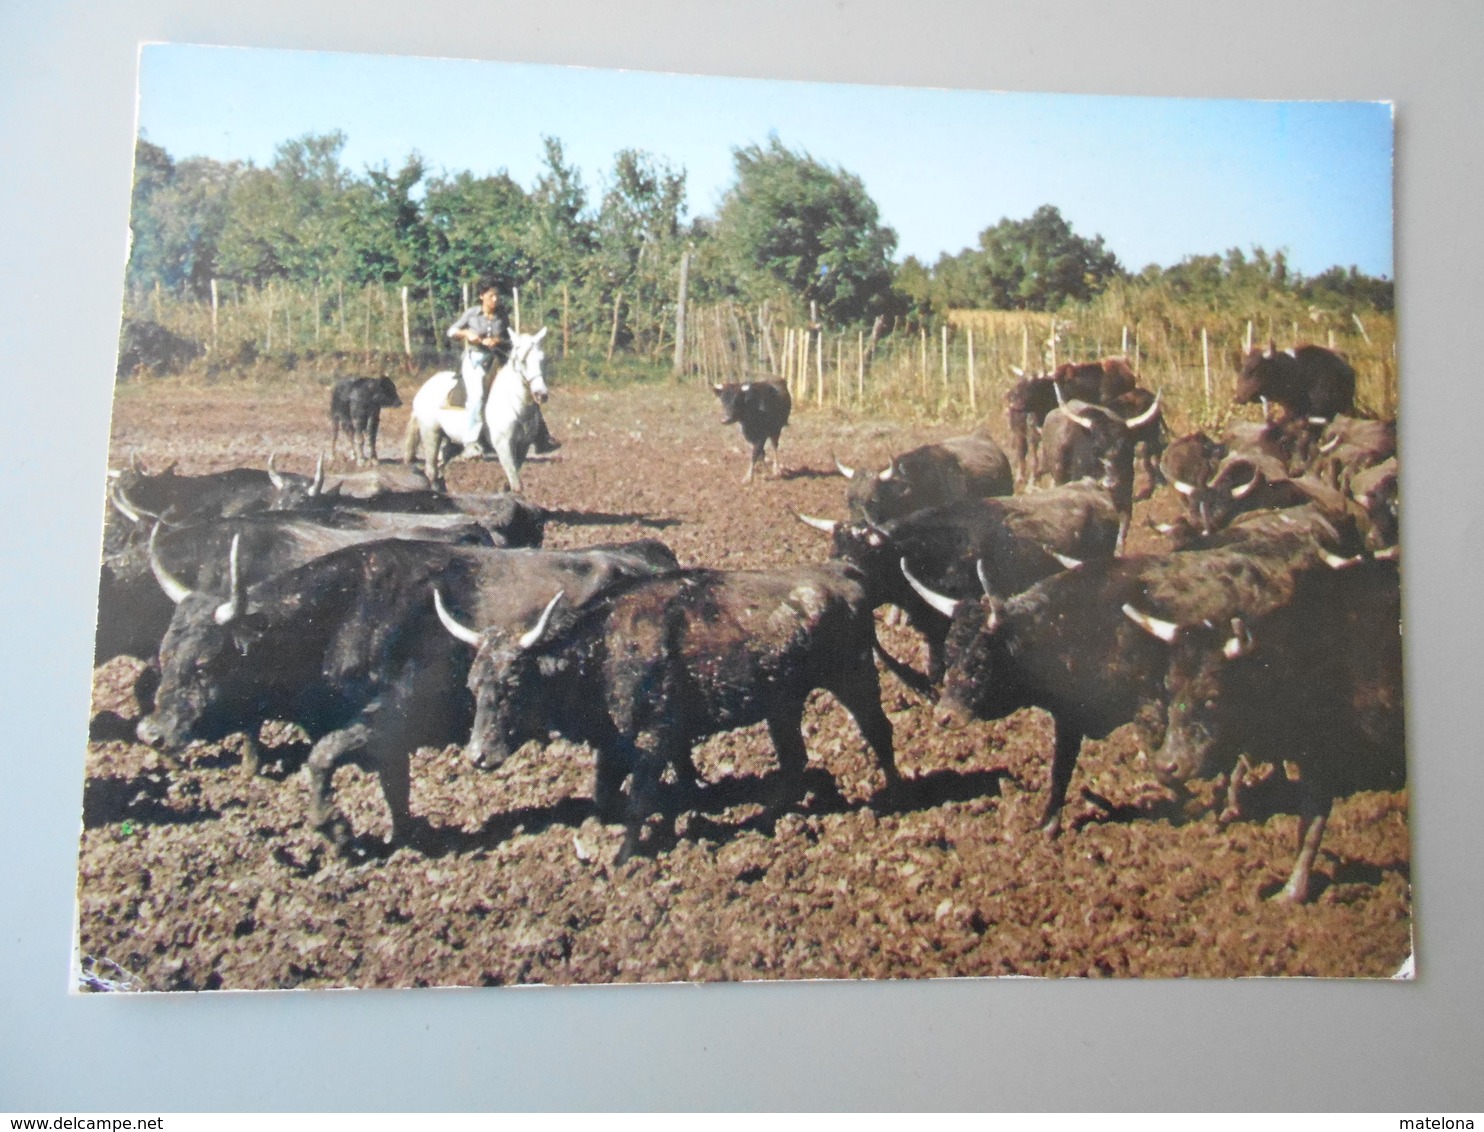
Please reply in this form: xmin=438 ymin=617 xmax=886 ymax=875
xmin=798 ymin=481 xmax=1120 ymax=682
xmin=443 ymin=563 xmax=900 ymax=864
xmin=917 ymin=530 xmax=1349 ymax=836
xmin=1130 ymin=559 xmax=1403 ymax=903
xmin=98 ymin=510 xmax=499 ymax=671
xmin=136 ymin=538 xmax=679 ymax=849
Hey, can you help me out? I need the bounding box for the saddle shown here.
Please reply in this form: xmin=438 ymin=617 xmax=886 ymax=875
xmin=444 ymin=365 xmax=499 ymax=410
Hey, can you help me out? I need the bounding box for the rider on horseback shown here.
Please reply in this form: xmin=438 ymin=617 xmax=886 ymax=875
xmin=447 ymin=279 xmax=559 ymax=458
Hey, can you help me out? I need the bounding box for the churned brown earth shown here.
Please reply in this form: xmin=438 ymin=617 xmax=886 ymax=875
xmin=77 ymin=375 xmax=1412 ymax=989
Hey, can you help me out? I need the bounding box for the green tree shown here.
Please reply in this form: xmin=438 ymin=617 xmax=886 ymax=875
xmin=967 ymin=204 xmax=1123 ymax=310
xmin=712 ymin=137 xmax=897 ymax=324
xmin=216 ymin=132 xmax=352 ymax=285
xmin=592 ymin=149 xmax=687 ymax=351
xmin=424 ymin=169 xmax=533 ymax=304
xmin=342 ymin=154 xmax=431 ymax=287
xmin=125 ymin=139 xmax=240 ymax=298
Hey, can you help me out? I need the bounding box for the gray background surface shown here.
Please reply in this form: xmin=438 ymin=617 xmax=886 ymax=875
xmin=2 ymin=0 xmax=1479 ymax=1111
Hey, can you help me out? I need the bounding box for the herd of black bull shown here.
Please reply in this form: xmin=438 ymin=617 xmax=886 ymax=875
xmin=94 ymin=343 xmax=1402 ymax=904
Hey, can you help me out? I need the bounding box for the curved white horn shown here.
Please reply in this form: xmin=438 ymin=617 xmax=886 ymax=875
xmin=900 ymin=558 xmax=960 ymax=618
xmin=110 ymin=484 xmax=143 ymax=523
xmin=794 ymin=512 xmax=839 ymax=533
xmin=878 ymin=462 xmax=895 ymax=482
xmin=890 ymin=560 xmax=961 ymax=620
xmin=1308 ymin=416 xmax=1329 ymax=426
xmin=712 ymin=384 xmax=724 ymax=393
xmin=1054 ymin=381 xmax=1067 ymax=407
xmin=1260 ymin=395 xmax=1272 ymax=423
xmin=213 ymin=535 xmax=245 ymax=625
xmin=433 ymin=588 xmax=482 ymax=646
xmin=266 ymin=453 xmax=286 ymax=490
xmin=1229 ymin=467 xmax=1261 ymax=499
xmin=1318 ymin=434 xmax=1341 ymax=455
xmin=130 ymin=452 xmax=145 ymax=474
xmin=1064 ymin=403 xmax=1096 ymax=430
xmin=518 ymin=591 xmax=565 ymax=651
xmin=147 ymin=523 xmax=192 ymax=605
xmin=975 ymin=558 xmax=995 ymax=596
xmin=1124 ymin=391 xmax=1161 ymax=430
xmin=1048 ymin=549 xmax=1083 ymax=570
xmin=1010 ymin=365 xmax=1025 ymax=378
xmin=308 ymin=453 xmax=326 ymax=497
xmin=1320 ymin=549 xmax=1363 ymax=570
xmin=531 ymin=327 xmax=548 ymax=343
xmin=1373 ymin=544 xmax=1400 ymax=561
xmin=1122 ymin=603 xmax=1180 ymax=643
xmin=1172 ymin=479 xmax=1196 ymax=497
xmin=833 ymin=453 xmax=856 ymax=480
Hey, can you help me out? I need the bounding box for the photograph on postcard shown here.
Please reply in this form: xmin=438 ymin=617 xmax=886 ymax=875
xmin=78 ymin=44 xmax=1404 ymax=990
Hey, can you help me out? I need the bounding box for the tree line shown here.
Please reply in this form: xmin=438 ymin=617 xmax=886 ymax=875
xmin=125 ymin=130 xmax=1394 ymax=362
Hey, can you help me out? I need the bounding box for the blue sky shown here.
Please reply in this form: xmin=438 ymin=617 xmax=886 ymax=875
xmin=137 ymin=44 xmax=1394 ymax=279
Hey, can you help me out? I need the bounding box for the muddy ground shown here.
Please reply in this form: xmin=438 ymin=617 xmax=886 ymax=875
xmin=77 ymin=375 xmax=1412 ymax=989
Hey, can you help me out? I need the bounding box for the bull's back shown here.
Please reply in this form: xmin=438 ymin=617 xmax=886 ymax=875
xmin=595 ymin=568 xmax=868 ymax=735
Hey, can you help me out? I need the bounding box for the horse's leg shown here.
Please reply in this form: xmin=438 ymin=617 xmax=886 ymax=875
xmin=493 ymin=431 xmax=523 ymax=493
xmin=423 ymin=425 xmax=446 ymax=489
xmin=402 ymin=414 xmax=421 ymax=465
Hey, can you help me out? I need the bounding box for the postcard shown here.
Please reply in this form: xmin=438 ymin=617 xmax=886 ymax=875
xmin=79 ymin=44 xmax=1403 ymax=990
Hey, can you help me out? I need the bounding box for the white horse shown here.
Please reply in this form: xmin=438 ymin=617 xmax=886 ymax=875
xmin=404 ymin=327 xmax=549 ymax=491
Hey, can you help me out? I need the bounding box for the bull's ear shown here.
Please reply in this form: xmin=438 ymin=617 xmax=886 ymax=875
xmin=740 ymin=383 xmax=752 ymax=392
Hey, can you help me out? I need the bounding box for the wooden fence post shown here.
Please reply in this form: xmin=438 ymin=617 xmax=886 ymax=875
xmin=401 ymin=286 xmax=412 ymax=356
xmin=513 ymin=286 xmax=521 ymax=334
xmin=835 ymin=336 xmax=843 ymax=405
xmin=673 ymin=251 xmax=689 ymax=376
xmin=920 ymin=326 xmax=927 ymax=400
xmin=941 ymin=325 xmax=949 ymax=403
xmin=1201 ymin=326 xmax=1211 ymax=406
xmin=606 ymin=291 xmax=622 ymax=363
xmin=561 ymin=284 xmax=570 ymax=359
xmin=819 ymin=324 xmax=831 ymax=409
xmin=1244 ymin=320 xmax=1254 ymax=353
xmin=967 ymin=328 xmax=976 ymax=414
